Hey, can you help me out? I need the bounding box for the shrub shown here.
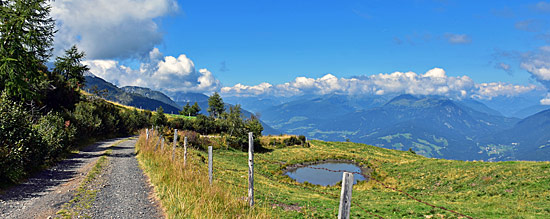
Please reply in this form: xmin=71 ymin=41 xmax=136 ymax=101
xmin=283 ymin=136 xmax=302 ymax=146
xmin=178 ymin=130 xmax=208 ymax=150
xmin=34 ymin=112 xmax=76 ymax=161
xmin=298 ymin=135 xmax=306 ymax=143
xmin=71 ymin=101 xmax=101 ymax=139
xmin=0 ymin=93 xmax=43 ymax=183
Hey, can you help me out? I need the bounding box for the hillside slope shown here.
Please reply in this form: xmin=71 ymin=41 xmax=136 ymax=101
xmin=84 ymin=75 xmax=180 ymax=113
xmin=481 ymin=109 xmax=550 ymax=161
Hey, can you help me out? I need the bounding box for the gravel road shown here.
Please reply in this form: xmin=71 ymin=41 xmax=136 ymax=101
xmin=88 ymin=138 xmax=163 ymax=218
xmin=0 ymin=137 xmax=163 ymax=219
xmin=0 ymin=138 xmax=124 ymax=219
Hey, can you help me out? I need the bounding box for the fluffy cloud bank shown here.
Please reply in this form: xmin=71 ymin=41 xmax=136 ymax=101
xmin=221 ymin=68 xmax=537 ymax=99
xmin=84 ymin=48 xmax=220 ymax=93
xmin=51 ymin=0 xmax=178 ymax=59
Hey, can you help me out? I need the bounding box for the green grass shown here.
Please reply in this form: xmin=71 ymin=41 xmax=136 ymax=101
xmin=167 ymin=114 xmax=196 ymax=119
xmin=135 ymin=131 xmax=275 ymax=218
xmin=139 ymin=132 xmax=550 ymax=218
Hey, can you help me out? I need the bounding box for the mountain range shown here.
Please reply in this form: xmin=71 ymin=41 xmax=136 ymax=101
xmin=83 ymin=74 xmax=550 ymax=161
xmin=227 ymin=93 xmax=550 ymax=161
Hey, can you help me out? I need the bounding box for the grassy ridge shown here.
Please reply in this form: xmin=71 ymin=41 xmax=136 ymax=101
xmin=138 ymin=131 xmax=550 ymax=218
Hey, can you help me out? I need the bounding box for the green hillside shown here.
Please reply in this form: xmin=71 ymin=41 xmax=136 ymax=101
xmin=137 ymin=132 xmax=550 ymax=218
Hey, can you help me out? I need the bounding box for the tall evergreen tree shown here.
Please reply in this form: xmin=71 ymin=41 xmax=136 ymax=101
xmin=190 ymin=102 xmax=201 ymax=116
xmin=152 ymin=106 xmax=167 ymax=127
xmin=207 ymin=92 xmax=224 ymax=118
xmin=0 ymin=0 xmax=55 ymax=101
xmin=180 ymin=102 xmax=191 ymax=115
xmin=53 ymin=45 xmax=89 ymax=89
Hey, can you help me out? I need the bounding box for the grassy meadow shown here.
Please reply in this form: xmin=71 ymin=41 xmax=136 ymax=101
xmin=136 ymin=131 xmax=550 ymax=218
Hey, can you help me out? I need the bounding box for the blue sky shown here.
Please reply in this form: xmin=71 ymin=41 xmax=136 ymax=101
xmin=157 ymin=0 xmax=546 ymax=85
xmin=51 ymin=0 xmax=550 ymax=102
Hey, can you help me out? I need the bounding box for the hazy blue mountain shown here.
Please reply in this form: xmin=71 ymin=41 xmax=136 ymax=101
xmin=456 ymin=99 xmax=503 ymax=117
xmin=121 ymin=86 xmax=180 ymax=109
xmin=480 ymin=109 xmax=550 ymax=161
xmin=260 ymin=94 xmax=390 ymax=130
xmin=477 ymin=93 xmax=543 ymax=117
xmin=259 ymin=94 xmax=521 ymax=160
xmin=167 ymin=91 xmax=210 ymax=105
xmin=511 ymin=104 xmax=550 ymax=119
xmin=223 ymin=96 xmax=285 ymax=114
xmin=84 ymin=75 xmax=180 ymax=113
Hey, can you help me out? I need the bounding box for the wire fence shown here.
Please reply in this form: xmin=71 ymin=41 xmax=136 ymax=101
xmin=148 ymin=128 xmax=474 ymax=219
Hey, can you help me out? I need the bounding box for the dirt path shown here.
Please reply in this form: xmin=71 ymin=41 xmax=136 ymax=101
xmin=0 ymin=138 xmax=125 ymax=219
xmin=88 ymin=138 xmax=163 ymax=218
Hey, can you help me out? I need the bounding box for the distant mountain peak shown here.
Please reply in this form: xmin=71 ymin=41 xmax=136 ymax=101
xmin=385 ymin=94 xmax=420 ymax=106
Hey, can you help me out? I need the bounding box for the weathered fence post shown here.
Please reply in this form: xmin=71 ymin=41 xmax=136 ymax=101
xmin=146 ymin=128 xmax=149 ymax=140
xmin=172 ymin=129 xmax=178 ymax=161
xmin=208 ymin=146 xmax=213 ymax=185
xmin=338 ymin=172 xmax=354 ymax=219
xmin=248 ymin=132 xmax=254 ymax=207
xmin=184 ymin=136 xmax=188 ymax=167
xmin=161 ymin=137 xmax=165 ymax=151
xmin=155 ymin=135 xmax=160 ymax=150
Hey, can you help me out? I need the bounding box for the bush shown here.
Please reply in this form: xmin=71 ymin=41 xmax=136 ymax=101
xmin=34 ymin=112 xmax=76 ymax=161
xmin=71 ymin=101 xmax=101 ymax=139
xmin=298 ymin=135 xmax=306 ymax=143
xmin=0 ymin=93 xmax=43 ymax=183
xmin=283 ymin=136 xmax=302 ymax=146
xmin=178 ymin=130 xmax=208 ymax=150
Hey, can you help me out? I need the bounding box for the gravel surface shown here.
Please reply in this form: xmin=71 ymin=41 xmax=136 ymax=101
xmin=0 ymin=138 xmax=125 ymax=219
xmin=88 ymin=138 xmax=163 ymax=218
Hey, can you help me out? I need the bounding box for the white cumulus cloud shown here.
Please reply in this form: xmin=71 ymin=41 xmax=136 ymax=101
xmin=541 ymin=94 xmax=550 ymax=105
xmin=221 ymin=68 xmax=536 ymax=99
xmin=84 ymin=48 xmax=220 ymax=93
xmin=521 ymin=45 xmax=550 ymax=91
xmin=51 ymin=0 xmax=178 ymax=59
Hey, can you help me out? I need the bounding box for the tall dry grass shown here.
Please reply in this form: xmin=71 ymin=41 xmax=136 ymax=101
xmin=135 ymin=130 xmax=272 ymax=218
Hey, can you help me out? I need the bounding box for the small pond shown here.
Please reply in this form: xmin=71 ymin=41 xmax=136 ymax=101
xmin=285 ymin=162 xmax=367 ymax=186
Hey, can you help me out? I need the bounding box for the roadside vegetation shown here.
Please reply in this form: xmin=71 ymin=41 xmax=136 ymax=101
xmin=135 ymin=131 xmax=274 ymax=218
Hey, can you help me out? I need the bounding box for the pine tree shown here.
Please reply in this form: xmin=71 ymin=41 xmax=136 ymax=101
xmin=190 ymin=102 xmax=201 ymax=116
xmin=53 ymin=45 xmax=89 ymax=89
xmin=207 ymin=92 xmax=224 ymax=118
xmin=0 ymin=0 xmax=55 ymax=101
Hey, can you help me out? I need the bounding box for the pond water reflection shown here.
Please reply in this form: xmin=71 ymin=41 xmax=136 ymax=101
xmin=285 ymin=162 xmax=367 ymax=186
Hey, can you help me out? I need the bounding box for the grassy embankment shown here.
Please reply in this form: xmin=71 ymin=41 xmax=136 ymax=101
xmin=135 ymin=130 xmax=274 ymax=218
xmin=137 ymin=131 xmax=550 ymax=218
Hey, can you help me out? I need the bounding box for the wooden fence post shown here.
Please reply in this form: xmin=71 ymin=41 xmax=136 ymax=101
xmin=161 ymin=137 xmax=165 ymax=151
xmin=248 ymin=132 xmax=254 ymax=207
xmin=146 ymin=128 xmax=149 ymax=140
xmin=156 ymin=135 xmax=161 ymax=150
xmin=208 ymin=146 xmax=213 ymax=185
xmin=184 ymin=136 xmax=188 ymax=167
xmin=338 ymin=172 xmax=354 ymax=219
xmin=172 ymin=129 xmax=178 ymax=161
